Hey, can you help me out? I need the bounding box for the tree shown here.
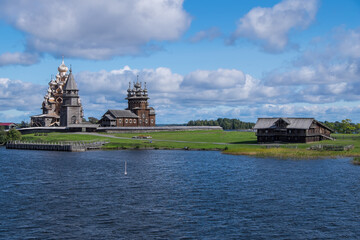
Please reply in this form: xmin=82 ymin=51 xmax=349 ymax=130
xmin=88 ymin=117 xmax=99 ymax=124
xmin=341 ymin=119 xmax=356 ymax=134
xmin=19 ymin=121 xmax=29 ymax=128
xmin=7 ymin=129 xmax=22 ymax=141
xmin=0 ymin=128 xmax=7 ymax=144
xmin=187 ymin=118 xmax=255 ymax=130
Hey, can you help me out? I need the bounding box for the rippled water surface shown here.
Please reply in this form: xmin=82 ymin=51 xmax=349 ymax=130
xmin=1 ymin=147 xmax=360 ymax=239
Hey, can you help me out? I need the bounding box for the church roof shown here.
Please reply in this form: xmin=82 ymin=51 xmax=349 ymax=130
xmin=108 ymin=110 xmax=139 ymax=118
xmin=63 ymin=69 xmax=78 ymax=91
xmin=30 ymin=114 xmax=60 ymax=119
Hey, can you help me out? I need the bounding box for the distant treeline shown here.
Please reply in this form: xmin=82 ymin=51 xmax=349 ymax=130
xmin=323 ymin=119 xmax=360 ymax=134
xmin=187 ymin=118 xmax=255 ymax=130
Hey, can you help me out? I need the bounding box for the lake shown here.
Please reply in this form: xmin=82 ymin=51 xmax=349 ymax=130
xmin=0 ymin=147 xmax=359 ymax=239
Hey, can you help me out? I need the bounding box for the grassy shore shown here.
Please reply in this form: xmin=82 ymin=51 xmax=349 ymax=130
xmin=21 ymin=130 xmax=360 ymax=159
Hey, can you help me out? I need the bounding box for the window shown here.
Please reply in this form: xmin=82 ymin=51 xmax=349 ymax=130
xmin=151 ymin=119 xmax=154 ymax=124
xmin=142 ymin=114 xmax=145 ymax=118
xmin=145 ymin=119 xmax=148 ymax=124
xmin=71 ymin=116 xmax=77 ymax=124
xmin=119 ymin=119 xmax=122 ymax=123
xmin=129 ymin=119 xmax=132 ymax=123
xmin=125 ymin=119 xmax=128 ymax=123
xmin=134 ymin=119 xmax=136 ymax=123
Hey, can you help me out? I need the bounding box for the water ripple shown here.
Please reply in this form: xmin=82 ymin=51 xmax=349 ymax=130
xmin=1 ymin=147 xmax=360 ymax=239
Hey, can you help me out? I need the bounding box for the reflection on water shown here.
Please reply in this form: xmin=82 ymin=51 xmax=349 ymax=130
xmin=0 ymin=147 xmax=359 ymax=239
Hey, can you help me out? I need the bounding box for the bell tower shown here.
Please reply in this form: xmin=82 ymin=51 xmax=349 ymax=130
xmin=126 ymin=76 xmax=155 ymax=126
xmin=60 ymin=68 xmax=83 ymax=126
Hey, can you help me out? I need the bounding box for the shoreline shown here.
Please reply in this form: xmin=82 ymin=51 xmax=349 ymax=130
xmin=15 ymin=131 xmax=360 ymax=159
xmin=5 ymin=143 xmax=358 ymax=160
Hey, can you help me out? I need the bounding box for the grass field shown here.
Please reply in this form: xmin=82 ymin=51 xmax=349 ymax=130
xmin=21 ymin=131 xmax=360 ymax=159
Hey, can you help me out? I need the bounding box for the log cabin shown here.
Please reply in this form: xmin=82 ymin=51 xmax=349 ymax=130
xmin=253 ymin=118 xmax=333 ymax=143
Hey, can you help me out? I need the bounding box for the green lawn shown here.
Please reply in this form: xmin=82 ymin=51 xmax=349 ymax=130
xmin=20 ymin=131 xmax=360 ymax=159
xmin=110 ymin=130 xmax=257 ymax=144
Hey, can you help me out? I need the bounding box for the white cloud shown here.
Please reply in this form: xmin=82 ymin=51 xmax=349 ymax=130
xmin=0 ymin=78 xmax=45 ymax=112
xmin=0 ymin=0 xmax=191 ymax=61
xmin=229 ymin=0 xmax=318 ymax=52
xmin=0 ymin=52 xmax=39 ymax=66
xmin=263 ymin=27 xmax=360 ymax=105
xmin=2 ymin=59 xmax=360 ymax=123
xmin=182 ymin=68 xmax=245 ymax=89
xmin=336 ymin=28 xmax=360 ymax=59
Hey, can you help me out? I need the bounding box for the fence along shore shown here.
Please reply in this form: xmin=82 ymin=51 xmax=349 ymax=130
xmin=6 ymin=140 xmax=107 ymax=152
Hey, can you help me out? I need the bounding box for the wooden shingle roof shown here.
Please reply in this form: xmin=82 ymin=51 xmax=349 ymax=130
xmin=254 ymin=118 xmax=333 ymax=131
xmin=107 ymin=110 xmax=139 ymax=118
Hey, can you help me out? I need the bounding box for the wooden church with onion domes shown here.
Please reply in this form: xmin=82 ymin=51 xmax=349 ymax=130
xmin=30 ymin=59 xmax=84 ymax=127
xmin=99 ymin=77 xmax=156 ymax=127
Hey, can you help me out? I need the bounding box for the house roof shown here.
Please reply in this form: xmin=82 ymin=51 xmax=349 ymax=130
xmin=253 ymin=118 xmax=333 ymax=131
xmin=0 ymin=122 xmax=15 ymax=126
xmin=107 ymin=110 xmax=139 ymax=118
xmin=103 ymin=114 xmax=115 ymax=120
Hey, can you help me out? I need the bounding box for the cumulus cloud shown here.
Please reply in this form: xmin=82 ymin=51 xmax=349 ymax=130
xmin=263 ymin=27 xmax=360 ymax=105
xmin=229 ymin=0 xmax=318 ymax=52
xmin=73 ymin=66 xmax=288 ymax=122
xmin=182 ymin=69 xmax=245 ymax=89
xmin=0 ymin=78 xmax=45 ymax=112
xmin=0 ymin=0 xmax=191 ymax=61
xmin=189 ymin=27 xmax=221 ymax=43
xmin=0 ymin=52 xmax=40 ymax=66
xmin=73 ymin=63 xmax=360 ymax=121
xmin=3 ymin=61 xmax=360 ymax=123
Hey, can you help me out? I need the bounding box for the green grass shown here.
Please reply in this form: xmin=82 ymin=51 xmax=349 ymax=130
xmin=21 ymin=131 xmax=360 ymax=159
xmin=110 ymin=130 xmax=257 ymax=144
xmin=22 ymin=133 xmax=109 ymax=142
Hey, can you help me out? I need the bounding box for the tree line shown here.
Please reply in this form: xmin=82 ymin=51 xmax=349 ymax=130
xmin=187 ymin=118 xmax=255 ymax=130
xmin=323 ymin=119 xmax=360 ymax=134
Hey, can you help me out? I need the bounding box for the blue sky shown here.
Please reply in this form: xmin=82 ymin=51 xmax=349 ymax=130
xmin=0 ymin=0 xmax=360 ymax=124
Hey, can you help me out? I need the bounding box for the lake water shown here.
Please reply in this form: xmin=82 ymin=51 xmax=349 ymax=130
xmin=1 ymin=147 xmax=360 ymax=239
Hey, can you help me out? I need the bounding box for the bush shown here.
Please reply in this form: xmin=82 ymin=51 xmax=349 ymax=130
xmin=0 ymin=130 xmax=7 ymax=144
xmin=7 ymin=129 xmax=22 ymax=141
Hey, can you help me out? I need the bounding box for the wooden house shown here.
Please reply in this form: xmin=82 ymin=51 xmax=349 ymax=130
xmin=99 ymin=110 xmax=139 ymax=127
xmin=253 ymin=118 xmax=333 ymax=143
xmin=0 ymin=122 xmax=16 ymax=130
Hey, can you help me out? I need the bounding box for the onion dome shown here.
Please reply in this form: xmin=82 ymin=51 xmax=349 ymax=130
xmin=58 ymin=58 xmax=68 ymax=73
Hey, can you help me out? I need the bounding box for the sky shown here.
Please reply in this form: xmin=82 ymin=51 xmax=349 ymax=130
xmin=0 ymin=0 xmax=360 ymax=124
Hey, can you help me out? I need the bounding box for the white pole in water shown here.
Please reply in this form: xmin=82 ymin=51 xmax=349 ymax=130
xmin=125 ymin=161 xmax=127 ymax=175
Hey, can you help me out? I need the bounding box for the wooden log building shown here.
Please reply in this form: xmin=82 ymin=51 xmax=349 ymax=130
xmin=253 ymin=118 xmax=333 ymax=143
xmin=99 ymin=79 xmax=155 ymax=127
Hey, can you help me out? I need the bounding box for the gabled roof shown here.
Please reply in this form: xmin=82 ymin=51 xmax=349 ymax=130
xmin=254 ymin=118 xmax=333 ymax=131
xmin=277 ymin=117 xmax=290 ymax=125
xmin=103 ymin=114 xmax=115 ymax=120
xmin=107 ymin=110 xmax=139 ymax=118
